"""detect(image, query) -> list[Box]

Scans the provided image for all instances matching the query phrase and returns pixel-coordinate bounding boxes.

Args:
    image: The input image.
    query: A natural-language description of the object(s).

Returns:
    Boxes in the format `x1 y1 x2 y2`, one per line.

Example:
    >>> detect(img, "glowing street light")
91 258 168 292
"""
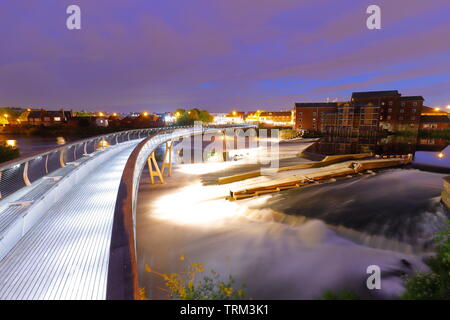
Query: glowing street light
438 152 445 159
143 112 148 117
6 140 16 147
112 112 118 117
98 112 104 117
434 107 440 112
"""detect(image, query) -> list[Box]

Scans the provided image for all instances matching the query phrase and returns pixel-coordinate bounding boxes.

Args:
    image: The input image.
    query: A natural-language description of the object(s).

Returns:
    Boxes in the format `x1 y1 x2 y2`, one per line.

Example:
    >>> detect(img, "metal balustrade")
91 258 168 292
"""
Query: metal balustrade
0 127 187 201
0 124 251 299
106 124 252 299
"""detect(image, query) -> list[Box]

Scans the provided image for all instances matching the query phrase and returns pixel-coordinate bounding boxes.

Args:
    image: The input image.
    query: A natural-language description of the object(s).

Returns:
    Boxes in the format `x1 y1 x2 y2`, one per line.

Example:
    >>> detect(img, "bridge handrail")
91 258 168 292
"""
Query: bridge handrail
106 125 251 299
0 126 189 201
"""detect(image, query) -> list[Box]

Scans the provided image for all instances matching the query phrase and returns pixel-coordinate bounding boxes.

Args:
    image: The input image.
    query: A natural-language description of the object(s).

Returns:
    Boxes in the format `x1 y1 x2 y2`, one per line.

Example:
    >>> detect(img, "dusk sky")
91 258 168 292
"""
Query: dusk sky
1 0 450 113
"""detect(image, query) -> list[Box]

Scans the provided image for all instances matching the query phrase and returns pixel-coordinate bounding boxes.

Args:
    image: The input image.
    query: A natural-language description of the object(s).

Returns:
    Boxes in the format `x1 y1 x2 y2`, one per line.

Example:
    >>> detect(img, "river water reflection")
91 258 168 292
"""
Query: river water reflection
0 135 68 157
305 134 450 172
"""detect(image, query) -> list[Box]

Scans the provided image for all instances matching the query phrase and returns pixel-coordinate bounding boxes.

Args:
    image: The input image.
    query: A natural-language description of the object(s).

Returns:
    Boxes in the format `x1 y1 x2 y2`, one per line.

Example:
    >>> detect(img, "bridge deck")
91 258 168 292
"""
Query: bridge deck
0 142 138 300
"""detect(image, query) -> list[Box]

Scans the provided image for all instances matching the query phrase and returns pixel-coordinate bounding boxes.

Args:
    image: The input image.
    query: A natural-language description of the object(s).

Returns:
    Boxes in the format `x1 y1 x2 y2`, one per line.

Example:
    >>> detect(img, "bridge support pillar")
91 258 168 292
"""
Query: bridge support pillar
147 152 164 184
161 140 174 177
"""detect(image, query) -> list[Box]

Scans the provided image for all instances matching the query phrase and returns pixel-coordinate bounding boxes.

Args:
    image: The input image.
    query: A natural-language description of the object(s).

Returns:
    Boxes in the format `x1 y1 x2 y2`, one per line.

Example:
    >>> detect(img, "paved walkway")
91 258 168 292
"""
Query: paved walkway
0 142 138 300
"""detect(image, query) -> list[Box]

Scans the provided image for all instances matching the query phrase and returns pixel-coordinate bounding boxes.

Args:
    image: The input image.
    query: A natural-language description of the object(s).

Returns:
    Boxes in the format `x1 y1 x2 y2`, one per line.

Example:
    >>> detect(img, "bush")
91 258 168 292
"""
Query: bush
0 143 20 163
279 129 302 140
402 221 450 300
319 290 361 300
142 256 246 300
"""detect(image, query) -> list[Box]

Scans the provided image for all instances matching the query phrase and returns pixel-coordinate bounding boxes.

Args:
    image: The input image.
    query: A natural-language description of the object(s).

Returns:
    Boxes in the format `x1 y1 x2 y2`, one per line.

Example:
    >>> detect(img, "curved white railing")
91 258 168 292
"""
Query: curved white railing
106 125 252 299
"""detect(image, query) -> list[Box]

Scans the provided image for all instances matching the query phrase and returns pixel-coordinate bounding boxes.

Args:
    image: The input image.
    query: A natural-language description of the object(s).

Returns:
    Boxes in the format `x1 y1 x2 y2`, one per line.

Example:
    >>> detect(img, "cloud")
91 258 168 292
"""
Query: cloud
0 0 449 111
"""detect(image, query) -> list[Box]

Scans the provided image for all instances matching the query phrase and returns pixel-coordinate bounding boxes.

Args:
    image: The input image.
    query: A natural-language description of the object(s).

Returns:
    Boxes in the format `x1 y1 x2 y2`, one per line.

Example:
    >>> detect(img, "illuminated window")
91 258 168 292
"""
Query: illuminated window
54 117 61 121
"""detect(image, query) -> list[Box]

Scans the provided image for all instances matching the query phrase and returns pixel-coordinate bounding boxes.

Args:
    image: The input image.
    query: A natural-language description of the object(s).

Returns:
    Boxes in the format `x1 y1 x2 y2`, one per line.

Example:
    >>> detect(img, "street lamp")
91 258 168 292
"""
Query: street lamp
143 112 148 117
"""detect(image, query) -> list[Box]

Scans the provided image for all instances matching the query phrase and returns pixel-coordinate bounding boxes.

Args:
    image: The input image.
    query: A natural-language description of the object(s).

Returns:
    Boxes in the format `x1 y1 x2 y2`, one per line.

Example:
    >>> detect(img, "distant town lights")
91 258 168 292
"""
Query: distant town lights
434 107 440 111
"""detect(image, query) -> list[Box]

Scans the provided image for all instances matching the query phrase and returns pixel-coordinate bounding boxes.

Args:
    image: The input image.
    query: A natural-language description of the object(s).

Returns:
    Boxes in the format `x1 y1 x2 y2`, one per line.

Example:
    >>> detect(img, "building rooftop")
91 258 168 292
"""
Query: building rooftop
295 102 339 108
259 111 291 116
352 90 401 99
421 115 450 123
400 96 424 101
28 110 71 118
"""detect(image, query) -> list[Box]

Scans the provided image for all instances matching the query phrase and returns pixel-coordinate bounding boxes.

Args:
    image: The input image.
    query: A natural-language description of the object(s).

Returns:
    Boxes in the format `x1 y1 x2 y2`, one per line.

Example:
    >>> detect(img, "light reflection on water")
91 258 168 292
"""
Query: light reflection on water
0 135 69 156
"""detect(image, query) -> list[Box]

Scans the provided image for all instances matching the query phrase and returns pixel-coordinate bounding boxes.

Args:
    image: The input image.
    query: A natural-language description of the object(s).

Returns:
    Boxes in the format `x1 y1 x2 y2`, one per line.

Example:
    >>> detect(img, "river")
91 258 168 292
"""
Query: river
0 134 69 157
136 135 450 300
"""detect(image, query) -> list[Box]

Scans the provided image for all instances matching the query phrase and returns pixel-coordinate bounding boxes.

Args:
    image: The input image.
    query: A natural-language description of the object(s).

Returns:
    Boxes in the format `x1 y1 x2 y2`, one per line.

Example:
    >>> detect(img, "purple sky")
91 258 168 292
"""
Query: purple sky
1 0 450 113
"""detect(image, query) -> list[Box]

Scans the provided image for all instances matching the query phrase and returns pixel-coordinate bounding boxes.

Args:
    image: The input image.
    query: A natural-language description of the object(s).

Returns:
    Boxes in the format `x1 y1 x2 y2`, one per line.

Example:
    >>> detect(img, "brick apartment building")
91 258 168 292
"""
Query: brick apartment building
294 90 424 134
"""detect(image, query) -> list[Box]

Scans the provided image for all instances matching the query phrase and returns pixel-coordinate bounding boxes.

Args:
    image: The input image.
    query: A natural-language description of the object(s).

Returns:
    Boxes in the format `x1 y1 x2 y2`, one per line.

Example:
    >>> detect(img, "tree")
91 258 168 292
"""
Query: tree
174 108 213 126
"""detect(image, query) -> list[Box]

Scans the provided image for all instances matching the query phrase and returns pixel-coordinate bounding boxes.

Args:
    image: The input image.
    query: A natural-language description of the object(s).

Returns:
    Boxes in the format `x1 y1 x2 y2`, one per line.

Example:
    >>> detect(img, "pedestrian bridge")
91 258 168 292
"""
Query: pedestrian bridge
0 125 240 300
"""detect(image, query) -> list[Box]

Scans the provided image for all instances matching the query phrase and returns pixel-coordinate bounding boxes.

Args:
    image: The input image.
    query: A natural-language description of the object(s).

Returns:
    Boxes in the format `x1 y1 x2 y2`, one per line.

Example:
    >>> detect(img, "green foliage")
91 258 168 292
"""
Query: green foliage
319 290 361 300
0 143 20 163
174 108 213 126
75 111 93 117
143 256 246 300
279 129 302 140
180 272 246 300
402 221 450 300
